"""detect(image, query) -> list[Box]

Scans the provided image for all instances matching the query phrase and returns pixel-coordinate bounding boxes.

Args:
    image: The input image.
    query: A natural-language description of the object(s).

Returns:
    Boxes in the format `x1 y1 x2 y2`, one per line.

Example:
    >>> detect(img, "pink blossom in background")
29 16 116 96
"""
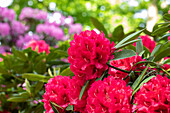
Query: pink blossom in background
42 76 71 113
133 35 156 52
109 55 145 83
19 7 47 21
168 8 170 14
68 23 83 34
16 34 42 48
0 7 16 21
133 75 170 113
25 40 50 54
86 76 133 113
36 24 64 40
11 21 28 35
0 23 10 37
68 30 115 81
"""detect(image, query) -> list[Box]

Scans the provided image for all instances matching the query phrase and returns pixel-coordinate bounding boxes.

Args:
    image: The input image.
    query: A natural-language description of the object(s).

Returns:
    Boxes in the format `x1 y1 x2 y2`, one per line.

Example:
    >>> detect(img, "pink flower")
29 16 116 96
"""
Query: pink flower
42 76 71 113
86 76 133 113
133 75 170 113
0 23 10 37
68 30 115 81
11 21 28 35
68 23 83 34
133 35 156 52
68 76 88 113
25 40 50 54
109 55 145 83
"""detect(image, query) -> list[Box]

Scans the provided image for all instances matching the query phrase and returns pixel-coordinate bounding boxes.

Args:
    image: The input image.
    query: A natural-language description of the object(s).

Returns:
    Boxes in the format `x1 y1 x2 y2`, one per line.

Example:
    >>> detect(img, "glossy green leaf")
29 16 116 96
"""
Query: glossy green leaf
7 97 28 102
154 47 170 61
112 25 124 41
150 44 162 57
115 29 144 48
65 104 74 111
163 13 170 21
22 73 50 82
136 37 143 55
152 25 170 36
131 66 149 90
115 39 141 50
49 100 60 113
79 80 90 100
90 17 108 37
25 79 31 94
60 67 74 77
113 49 136 60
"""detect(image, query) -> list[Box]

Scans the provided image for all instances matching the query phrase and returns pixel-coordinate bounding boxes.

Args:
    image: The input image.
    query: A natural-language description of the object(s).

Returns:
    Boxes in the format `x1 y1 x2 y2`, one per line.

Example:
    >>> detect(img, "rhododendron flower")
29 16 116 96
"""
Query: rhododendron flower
11 21 28 35
133 35 156 52
68 30 115 81
68 23 83 34
133 75 170 113
68 76 88 113
42 76 71 113
86 76 133 113
0 23 10 37
0 7 16 21
109 55 145 83
25 40 50 54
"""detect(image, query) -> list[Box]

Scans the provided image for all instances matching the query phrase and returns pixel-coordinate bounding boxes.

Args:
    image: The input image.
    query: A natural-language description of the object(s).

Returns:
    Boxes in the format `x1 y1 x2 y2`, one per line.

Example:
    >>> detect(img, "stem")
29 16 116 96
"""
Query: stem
107 63 130 73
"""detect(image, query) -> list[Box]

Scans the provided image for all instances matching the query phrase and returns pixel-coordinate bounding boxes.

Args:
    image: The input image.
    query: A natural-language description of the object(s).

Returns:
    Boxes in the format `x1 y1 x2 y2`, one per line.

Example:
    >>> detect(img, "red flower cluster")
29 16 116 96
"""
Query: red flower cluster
42 76 70 113
109 55 145 83
133 35 156 52
86 76 133 113
68 30 115 81
42 76 89 113
25 40 50 54
133 75 170 113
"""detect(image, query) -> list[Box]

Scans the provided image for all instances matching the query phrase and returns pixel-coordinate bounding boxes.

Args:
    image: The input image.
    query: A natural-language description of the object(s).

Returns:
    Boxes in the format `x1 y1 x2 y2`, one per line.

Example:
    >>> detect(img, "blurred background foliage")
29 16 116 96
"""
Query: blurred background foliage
5 0 170 33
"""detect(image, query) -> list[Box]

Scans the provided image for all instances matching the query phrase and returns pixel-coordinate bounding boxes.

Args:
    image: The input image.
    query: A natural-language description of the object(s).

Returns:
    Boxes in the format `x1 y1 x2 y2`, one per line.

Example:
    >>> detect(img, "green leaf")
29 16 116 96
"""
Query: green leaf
90 17 108 37
12 48 27 61
131 66 149 90
54 50 68 57
65 104 74 111
3 58 12 70
136 37 143 55
7 97 28 102
158 33 170 41
60 67 74 77
49 100 60 113
25 79 31 94
152 25 170 36
150 44 162 57
22 73 50 82
79 80 90 100
34 81 44 95
19 92 30 98
132 75 155 96
112 25 124 41
34 61 47 74
154 47 170 61
113 49 136 60
115 39 141 50
115 29 144 48
163 13 170 21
